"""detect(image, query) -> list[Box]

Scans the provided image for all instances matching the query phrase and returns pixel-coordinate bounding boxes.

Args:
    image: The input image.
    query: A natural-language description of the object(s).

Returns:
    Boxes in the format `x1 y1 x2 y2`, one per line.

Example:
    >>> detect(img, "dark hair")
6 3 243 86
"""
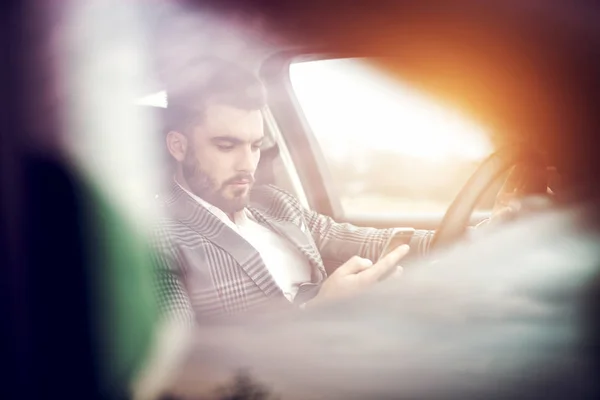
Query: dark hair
164 57 267 134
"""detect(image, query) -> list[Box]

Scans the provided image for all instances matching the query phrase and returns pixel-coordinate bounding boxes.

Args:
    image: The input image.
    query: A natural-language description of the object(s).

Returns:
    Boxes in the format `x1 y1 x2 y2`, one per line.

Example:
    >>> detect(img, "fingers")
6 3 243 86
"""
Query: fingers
360 244 410 283
339 255 374 274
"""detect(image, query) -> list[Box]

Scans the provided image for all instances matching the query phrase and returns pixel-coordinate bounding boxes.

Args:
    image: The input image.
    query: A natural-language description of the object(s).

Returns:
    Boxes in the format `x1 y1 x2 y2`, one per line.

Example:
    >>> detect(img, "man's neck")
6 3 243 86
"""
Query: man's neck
174 170 193 194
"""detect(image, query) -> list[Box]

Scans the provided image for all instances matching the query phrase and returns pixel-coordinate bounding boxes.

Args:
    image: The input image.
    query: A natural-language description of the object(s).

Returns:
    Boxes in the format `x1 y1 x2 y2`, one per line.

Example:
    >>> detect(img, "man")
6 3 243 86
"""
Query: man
151 58 435 325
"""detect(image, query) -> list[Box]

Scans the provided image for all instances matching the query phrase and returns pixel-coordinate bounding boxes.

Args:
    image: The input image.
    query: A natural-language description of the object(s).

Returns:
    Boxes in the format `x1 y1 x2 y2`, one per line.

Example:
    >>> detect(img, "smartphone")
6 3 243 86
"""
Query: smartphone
378 228 415 262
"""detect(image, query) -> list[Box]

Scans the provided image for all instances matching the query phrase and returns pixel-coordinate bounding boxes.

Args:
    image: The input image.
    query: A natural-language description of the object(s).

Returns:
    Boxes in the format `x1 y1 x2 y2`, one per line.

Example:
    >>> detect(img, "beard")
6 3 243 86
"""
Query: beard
182 149 253 214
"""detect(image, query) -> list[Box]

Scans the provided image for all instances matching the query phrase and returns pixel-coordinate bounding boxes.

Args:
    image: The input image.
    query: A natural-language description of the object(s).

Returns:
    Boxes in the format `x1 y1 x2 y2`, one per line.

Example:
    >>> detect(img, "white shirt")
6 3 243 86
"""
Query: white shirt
177 182 312 302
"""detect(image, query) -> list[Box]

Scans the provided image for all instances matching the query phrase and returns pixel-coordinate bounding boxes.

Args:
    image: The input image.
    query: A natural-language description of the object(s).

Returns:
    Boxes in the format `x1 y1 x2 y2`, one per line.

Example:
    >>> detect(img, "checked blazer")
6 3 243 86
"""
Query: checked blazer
150 182 434 324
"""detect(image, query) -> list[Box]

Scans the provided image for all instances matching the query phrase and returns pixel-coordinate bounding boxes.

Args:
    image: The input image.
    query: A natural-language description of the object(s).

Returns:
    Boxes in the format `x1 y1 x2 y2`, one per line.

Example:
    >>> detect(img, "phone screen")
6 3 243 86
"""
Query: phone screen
378 228 415 262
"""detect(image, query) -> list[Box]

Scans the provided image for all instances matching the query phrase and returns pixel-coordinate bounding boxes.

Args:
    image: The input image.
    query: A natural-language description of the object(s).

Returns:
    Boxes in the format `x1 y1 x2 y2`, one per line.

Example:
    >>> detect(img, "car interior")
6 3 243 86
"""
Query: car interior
138 53 556 245
3 1 600 399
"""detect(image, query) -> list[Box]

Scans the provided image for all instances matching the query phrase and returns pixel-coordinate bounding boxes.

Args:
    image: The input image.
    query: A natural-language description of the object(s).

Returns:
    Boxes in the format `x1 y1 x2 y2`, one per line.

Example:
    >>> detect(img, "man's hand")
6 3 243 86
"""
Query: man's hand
307 244 410 307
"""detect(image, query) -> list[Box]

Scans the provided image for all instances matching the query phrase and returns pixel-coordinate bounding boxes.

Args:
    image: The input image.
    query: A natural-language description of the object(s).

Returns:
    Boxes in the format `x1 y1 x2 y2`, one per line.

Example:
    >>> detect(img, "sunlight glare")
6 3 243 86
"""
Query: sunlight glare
289 59 492 163
136 91 168 108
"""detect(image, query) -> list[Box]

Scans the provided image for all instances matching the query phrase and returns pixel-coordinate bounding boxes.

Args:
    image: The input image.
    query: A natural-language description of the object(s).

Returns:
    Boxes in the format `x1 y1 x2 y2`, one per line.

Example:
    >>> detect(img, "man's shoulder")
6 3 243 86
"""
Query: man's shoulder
150 212 210 248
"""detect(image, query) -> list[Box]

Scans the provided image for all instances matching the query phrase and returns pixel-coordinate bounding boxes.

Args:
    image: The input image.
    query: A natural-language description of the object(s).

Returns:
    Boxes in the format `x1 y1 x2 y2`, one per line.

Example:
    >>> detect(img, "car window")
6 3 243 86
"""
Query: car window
289 58 495 218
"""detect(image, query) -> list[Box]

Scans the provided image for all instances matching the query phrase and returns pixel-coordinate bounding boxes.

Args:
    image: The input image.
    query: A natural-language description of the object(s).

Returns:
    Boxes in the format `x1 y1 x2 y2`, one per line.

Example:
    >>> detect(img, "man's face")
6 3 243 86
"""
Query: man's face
181 104 264 213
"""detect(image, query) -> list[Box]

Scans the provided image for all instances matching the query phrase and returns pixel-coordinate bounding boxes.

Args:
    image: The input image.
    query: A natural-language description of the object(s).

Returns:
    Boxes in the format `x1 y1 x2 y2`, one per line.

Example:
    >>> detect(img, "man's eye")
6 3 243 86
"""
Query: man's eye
216 144 234 151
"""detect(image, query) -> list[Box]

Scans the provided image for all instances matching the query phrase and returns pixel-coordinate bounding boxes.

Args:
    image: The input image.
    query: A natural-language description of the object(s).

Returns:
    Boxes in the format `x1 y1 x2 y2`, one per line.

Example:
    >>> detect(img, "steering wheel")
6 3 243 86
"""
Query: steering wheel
430 146 548 251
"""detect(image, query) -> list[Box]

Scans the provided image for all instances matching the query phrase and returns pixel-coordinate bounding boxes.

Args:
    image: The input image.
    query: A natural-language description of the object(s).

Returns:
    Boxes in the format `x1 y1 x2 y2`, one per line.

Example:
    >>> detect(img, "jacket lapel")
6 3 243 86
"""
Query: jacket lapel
247 207 326 283
161 183 282 297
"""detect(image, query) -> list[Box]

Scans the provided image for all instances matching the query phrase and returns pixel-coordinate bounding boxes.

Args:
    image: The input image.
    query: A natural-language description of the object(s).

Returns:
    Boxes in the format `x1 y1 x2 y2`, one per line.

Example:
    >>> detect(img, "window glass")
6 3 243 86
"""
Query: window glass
289 58 495 216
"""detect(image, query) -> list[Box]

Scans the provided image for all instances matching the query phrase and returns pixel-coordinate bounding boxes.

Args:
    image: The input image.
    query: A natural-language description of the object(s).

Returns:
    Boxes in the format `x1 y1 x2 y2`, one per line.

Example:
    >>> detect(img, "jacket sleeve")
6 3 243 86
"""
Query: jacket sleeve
150 225 195 327
301 207 434 271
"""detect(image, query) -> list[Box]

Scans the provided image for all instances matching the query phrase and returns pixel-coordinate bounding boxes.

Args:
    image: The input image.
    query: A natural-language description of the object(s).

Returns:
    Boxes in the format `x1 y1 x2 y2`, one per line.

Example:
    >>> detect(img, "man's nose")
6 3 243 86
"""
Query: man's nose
235 147 258 173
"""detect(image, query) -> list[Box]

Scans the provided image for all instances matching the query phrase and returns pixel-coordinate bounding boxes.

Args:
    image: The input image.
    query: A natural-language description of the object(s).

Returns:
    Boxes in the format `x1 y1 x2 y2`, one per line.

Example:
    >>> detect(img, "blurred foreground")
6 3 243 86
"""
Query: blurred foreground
138 205 600 400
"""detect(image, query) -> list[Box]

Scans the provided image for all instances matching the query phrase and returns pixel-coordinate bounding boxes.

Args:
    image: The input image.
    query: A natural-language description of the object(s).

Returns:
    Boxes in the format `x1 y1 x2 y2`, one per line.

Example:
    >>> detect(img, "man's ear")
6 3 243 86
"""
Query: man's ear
166 130 187 162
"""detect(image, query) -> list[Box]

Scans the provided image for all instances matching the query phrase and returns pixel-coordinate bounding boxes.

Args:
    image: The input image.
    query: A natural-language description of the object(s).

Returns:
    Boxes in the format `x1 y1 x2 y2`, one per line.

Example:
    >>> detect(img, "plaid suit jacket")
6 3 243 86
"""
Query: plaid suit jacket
151 183 433 324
